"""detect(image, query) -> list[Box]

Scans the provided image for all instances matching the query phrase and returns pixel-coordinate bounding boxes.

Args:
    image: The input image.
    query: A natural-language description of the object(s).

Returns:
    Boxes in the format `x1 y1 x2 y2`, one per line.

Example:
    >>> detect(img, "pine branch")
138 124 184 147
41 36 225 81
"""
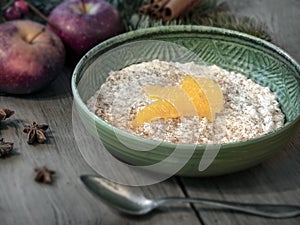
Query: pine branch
107 0 145 31
191 12 272 41
0 0 272 41
0 0 63 23
120 0 271 41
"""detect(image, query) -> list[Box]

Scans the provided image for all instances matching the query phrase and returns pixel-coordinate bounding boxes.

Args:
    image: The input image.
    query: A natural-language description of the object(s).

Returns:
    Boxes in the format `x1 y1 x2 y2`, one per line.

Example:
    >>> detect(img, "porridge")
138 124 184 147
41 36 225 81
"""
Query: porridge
87 60 285 144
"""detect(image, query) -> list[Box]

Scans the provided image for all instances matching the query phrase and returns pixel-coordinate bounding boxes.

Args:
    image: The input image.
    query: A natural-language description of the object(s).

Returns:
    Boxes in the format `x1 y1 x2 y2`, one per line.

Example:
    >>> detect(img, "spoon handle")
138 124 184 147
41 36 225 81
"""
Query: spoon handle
158 197 300 218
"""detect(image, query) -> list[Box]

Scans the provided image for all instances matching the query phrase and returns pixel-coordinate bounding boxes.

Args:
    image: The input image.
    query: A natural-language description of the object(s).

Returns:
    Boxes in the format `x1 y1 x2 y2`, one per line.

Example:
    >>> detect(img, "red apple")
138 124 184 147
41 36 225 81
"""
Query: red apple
47 0 124 61
0 20 65 94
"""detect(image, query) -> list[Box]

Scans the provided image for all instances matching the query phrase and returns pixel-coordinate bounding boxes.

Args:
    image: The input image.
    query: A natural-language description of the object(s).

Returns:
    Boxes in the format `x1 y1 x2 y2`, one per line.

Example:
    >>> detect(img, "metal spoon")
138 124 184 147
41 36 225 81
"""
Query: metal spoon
80 175 300 218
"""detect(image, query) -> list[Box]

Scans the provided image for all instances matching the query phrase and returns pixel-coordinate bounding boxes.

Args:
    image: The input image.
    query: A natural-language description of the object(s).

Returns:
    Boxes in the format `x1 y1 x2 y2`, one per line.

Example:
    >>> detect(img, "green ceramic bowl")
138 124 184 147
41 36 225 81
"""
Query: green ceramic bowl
72 26 300 177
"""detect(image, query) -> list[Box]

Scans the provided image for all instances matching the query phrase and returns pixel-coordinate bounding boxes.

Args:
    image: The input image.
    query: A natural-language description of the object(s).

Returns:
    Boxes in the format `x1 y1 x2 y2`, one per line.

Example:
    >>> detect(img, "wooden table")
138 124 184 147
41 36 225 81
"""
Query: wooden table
1 0 300 224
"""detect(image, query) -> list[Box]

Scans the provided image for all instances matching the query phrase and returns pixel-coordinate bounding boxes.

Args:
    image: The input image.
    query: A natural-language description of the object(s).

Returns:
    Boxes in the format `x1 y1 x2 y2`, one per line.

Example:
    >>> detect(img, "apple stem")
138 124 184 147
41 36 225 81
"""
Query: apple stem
27 27 45 44
26 1 61 33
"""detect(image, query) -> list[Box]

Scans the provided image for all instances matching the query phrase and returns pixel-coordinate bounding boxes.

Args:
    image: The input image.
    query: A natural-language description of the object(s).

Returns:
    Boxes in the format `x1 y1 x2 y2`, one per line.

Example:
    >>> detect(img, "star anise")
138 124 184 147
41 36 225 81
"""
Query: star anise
0 108 14 122
0 138 14 158
34 166 55 184
23 122 49 144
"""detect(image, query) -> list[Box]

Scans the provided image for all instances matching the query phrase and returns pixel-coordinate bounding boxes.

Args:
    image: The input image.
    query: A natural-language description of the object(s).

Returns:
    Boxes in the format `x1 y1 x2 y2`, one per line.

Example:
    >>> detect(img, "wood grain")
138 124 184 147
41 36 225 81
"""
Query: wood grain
181 0 300 224
0 0 299 224
0 68 201 225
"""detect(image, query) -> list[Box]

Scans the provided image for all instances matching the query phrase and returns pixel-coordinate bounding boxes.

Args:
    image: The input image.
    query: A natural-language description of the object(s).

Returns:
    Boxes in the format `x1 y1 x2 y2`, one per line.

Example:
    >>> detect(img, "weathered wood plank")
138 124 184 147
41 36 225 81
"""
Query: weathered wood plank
0 70 200 225
1 0 300 224
182 0 300 224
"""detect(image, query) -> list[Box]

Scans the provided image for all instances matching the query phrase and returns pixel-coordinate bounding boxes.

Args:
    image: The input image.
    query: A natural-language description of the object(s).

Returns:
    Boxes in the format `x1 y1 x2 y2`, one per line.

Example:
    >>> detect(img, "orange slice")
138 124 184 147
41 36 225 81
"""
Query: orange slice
144 86 197 117
132 75 224 126
195 77 224 115
132 99 179 127
180 76 213 121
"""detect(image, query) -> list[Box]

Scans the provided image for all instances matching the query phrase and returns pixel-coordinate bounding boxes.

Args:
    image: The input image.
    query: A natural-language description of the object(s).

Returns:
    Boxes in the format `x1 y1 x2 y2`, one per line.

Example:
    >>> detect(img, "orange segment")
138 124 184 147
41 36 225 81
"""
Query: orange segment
132 75 224 126
132 99 180 127
180 75 213 121
144 86 197 117
195 77 224 115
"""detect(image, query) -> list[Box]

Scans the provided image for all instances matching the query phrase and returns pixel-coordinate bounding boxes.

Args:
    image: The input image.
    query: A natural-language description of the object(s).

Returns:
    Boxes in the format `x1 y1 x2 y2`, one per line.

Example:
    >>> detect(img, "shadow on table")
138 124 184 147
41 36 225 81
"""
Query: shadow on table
180 137 300 194
0 67 73 101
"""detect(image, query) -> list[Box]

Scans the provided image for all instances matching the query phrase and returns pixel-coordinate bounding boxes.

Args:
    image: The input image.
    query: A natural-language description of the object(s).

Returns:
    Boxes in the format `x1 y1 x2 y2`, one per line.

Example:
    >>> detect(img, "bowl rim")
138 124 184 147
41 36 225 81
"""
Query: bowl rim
71 25 300 149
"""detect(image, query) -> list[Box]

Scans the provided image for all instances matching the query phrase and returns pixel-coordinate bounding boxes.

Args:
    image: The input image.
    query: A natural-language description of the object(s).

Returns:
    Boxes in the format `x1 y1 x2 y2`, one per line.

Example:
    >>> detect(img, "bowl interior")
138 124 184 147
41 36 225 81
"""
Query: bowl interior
72 26 300 177
75 26 300 123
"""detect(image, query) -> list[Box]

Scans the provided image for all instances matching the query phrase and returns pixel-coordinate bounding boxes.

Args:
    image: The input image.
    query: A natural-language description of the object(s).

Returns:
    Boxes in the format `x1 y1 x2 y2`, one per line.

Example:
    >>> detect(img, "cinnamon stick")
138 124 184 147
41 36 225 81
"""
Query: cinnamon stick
140 0 156 15
139 5 152 14
163 0 202 22
140 0 170 16
139 0 202 22
153 0 170 10
146 0 155 5
151 0 169 19
151 10 163 20
180 0 203 17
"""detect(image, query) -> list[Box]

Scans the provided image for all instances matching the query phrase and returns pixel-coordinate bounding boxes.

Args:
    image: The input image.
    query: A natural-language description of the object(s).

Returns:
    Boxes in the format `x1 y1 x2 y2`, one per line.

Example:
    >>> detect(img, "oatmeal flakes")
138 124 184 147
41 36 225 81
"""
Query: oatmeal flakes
87 60 285 144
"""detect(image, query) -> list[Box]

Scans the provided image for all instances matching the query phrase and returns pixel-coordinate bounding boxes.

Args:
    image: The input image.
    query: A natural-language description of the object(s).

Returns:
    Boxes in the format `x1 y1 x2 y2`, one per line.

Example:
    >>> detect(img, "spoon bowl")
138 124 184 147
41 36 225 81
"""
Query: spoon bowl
80 175 155 215
81 175 300 218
